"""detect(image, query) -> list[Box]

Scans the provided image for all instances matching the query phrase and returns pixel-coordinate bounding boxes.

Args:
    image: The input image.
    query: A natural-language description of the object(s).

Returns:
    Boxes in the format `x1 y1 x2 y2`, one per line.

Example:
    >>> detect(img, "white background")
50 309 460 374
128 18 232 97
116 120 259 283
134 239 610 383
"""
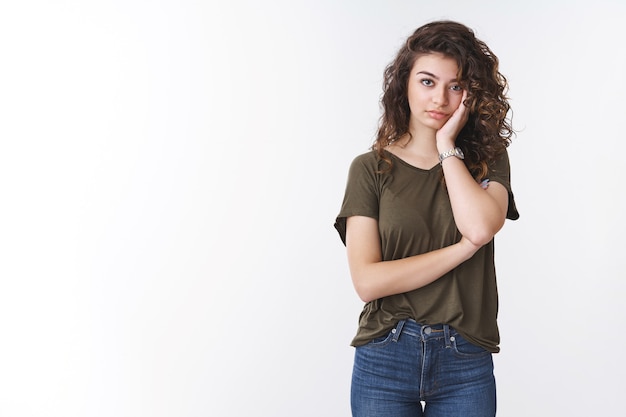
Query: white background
1 0 625 416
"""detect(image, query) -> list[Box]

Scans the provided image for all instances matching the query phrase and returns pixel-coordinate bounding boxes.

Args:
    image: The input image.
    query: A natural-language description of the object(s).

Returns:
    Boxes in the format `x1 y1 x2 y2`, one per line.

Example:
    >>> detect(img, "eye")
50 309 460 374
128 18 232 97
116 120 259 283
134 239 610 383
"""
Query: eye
420 79 434 87
450 84 463 92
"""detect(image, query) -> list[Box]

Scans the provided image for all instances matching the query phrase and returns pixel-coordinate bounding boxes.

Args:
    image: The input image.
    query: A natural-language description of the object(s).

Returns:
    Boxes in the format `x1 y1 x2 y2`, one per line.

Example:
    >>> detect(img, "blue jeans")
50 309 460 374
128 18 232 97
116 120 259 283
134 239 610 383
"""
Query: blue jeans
351 320 496 417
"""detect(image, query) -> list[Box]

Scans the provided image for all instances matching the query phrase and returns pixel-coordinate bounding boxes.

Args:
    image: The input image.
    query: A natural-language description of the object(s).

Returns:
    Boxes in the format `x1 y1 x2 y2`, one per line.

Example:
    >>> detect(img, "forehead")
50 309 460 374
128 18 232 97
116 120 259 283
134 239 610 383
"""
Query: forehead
411 53 459 76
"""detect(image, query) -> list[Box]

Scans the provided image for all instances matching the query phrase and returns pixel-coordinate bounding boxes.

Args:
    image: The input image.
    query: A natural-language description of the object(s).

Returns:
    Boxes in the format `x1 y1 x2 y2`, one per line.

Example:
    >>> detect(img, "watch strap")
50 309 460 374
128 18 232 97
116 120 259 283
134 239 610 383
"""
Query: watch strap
439 147 464 163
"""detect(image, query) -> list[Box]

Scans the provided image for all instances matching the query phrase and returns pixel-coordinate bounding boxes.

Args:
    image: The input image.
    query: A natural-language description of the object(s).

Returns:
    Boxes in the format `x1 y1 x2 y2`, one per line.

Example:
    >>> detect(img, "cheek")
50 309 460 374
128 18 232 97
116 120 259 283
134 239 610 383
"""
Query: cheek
406 94 421 114
451 95 464 110
408 90 428 108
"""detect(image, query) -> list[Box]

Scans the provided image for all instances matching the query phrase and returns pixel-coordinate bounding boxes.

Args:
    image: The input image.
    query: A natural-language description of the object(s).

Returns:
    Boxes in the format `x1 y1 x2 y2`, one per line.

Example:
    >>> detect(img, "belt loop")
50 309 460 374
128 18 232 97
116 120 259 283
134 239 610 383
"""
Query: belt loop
443 324 452 348
392 320 406 342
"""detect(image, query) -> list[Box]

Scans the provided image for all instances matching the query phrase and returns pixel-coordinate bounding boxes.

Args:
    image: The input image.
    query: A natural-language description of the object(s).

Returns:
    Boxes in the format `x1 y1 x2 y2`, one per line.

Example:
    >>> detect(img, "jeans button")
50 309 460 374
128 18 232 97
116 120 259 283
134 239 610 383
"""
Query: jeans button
424 327 432 335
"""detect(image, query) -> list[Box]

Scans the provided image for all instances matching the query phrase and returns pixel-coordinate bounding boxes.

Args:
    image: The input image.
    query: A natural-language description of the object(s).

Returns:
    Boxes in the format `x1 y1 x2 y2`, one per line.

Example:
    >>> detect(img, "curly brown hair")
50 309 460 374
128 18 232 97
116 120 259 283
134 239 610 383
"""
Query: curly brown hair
374 20 513 180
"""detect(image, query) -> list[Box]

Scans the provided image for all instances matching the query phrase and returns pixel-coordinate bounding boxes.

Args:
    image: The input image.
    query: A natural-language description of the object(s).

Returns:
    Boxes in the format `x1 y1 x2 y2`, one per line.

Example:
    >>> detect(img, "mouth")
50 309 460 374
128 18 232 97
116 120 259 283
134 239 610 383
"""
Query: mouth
427 110 448 120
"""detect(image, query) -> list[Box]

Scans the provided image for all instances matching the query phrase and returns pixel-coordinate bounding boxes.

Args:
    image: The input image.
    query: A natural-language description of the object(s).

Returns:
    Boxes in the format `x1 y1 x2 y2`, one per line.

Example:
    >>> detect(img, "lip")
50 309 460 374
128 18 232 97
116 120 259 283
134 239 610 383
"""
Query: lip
427 110 448 120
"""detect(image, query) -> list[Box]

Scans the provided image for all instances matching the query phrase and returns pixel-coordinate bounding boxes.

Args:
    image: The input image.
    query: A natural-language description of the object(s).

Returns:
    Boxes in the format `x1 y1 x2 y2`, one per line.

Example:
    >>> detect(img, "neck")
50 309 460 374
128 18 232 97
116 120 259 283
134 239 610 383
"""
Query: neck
386 130 440 170
403 125 438 155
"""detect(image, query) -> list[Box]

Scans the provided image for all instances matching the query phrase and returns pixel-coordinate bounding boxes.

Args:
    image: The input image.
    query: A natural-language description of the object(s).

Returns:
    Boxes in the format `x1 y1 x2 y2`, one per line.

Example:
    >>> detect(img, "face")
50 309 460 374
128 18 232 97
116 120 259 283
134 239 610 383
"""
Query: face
406 53 464 133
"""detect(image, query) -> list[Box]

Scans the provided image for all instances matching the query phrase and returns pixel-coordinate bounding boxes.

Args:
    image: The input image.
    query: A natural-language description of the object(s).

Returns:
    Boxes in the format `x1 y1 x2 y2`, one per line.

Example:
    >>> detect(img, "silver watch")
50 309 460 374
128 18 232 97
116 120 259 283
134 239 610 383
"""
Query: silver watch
439 147 465 163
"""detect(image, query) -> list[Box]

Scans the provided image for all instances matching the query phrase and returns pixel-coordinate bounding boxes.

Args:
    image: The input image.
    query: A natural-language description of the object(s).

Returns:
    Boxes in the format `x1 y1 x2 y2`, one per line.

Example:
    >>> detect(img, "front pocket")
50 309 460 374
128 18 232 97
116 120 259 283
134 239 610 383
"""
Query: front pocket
363 329 395 348
450 333 491 358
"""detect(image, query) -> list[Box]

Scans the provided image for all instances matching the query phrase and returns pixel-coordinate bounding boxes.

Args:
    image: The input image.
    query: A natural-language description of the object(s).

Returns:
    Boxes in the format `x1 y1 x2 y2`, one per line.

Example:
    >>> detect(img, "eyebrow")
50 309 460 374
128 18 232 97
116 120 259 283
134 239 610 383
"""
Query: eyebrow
416 71 458 83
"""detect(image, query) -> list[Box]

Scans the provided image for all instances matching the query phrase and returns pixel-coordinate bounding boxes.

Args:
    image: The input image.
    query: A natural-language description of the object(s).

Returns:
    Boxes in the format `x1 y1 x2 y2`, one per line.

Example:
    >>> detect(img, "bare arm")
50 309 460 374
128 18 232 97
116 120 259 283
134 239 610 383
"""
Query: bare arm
436 91 509 246
439 159 508 245
346 215 480 302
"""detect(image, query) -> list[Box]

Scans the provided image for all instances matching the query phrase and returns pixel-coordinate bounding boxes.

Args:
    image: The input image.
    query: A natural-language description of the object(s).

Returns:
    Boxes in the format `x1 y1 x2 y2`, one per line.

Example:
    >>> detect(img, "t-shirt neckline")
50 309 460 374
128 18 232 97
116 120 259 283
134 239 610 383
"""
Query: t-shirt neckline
383 149 442 173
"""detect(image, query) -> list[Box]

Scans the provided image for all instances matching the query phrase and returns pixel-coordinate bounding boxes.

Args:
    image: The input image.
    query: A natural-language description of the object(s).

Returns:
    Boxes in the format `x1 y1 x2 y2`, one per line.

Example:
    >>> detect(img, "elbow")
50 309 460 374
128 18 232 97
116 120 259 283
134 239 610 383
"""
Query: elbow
357 292 376 304
464 231 494 248
463 224 500 247
352 276 378 303
462 216 505 247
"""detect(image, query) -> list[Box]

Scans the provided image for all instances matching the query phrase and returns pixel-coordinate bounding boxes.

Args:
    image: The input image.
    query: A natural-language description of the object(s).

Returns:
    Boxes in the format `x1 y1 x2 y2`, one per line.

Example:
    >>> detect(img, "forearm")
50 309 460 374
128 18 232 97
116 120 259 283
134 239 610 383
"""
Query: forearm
437 143 506 246
349 237 478 303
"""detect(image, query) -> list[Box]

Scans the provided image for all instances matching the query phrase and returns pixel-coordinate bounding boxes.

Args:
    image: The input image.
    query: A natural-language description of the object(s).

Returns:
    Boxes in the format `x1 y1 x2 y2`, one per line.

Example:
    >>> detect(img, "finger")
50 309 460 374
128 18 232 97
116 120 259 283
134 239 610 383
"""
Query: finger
454 94 469 122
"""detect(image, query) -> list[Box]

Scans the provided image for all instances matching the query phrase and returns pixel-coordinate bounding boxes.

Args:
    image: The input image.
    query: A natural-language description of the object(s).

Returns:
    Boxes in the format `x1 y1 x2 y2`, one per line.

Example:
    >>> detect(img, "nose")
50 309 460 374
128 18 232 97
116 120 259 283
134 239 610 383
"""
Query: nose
432 86 448 107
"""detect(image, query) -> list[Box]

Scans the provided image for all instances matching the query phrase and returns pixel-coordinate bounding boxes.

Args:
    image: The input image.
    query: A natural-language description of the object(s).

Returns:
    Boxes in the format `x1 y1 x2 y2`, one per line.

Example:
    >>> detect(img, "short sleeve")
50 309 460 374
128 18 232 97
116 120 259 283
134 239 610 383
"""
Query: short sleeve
486 149 520 220
334 152 381 245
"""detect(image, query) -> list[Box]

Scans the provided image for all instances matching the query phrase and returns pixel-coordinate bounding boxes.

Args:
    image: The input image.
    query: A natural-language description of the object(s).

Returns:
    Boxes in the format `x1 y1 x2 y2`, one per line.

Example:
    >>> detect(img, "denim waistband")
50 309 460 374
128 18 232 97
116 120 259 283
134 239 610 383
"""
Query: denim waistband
391 319 455 347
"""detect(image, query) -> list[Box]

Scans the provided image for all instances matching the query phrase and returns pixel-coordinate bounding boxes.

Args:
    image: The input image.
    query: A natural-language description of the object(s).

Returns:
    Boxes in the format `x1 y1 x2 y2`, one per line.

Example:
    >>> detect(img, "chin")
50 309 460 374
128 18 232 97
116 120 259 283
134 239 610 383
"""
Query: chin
415 116 448 132
425 120 446 130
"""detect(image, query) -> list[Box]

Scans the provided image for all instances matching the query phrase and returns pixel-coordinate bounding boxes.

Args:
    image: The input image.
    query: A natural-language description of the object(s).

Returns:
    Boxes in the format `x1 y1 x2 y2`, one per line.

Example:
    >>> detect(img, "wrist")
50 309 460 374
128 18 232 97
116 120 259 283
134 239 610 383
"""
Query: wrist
438 147 465 163
436 138 455 152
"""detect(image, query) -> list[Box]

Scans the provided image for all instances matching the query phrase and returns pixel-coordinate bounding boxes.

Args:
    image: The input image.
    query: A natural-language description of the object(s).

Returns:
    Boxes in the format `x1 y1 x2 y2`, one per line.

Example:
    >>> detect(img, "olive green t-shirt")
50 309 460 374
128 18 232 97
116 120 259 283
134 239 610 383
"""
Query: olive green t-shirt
335 149 519 352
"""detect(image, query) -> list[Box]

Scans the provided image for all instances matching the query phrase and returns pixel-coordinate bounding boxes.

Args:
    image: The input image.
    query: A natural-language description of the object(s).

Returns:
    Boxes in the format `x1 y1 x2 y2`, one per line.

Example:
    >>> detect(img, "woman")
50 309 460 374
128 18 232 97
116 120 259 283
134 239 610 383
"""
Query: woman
334 21 519 416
